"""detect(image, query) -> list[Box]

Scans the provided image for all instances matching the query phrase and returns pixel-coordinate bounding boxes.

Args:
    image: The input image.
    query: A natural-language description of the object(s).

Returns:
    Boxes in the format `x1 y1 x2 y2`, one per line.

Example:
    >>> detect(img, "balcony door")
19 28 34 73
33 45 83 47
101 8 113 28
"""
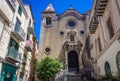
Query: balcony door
9 38 19 50
8 38 19 58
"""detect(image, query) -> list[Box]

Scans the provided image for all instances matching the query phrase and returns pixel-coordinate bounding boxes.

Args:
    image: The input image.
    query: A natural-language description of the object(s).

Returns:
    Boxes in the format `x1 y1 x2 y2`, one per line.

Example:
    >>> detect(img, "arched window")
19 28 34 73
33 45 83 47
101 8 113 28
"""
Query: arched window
105 61 111 75
116 52 120 73
46 17 51 26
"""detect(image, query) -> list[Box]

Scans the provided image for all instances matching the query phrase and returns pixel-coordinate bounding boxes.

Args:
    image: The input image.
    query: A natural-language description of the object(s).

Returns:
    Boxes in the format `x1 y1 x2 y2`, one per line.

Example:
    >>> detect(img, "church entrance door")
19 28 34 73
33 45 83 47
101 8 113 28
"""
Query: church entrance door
68 51 79 71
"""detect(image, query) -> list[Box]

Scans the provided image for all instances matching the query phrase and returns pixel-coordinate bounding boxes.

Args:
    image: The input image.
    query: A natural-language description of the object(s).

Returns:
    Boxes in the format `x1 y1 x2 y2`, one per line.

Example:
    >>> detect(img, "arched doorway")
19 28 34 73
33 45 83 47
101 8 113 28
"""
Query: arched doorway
116 52 120 73
68 51 79 71
105 61 112 75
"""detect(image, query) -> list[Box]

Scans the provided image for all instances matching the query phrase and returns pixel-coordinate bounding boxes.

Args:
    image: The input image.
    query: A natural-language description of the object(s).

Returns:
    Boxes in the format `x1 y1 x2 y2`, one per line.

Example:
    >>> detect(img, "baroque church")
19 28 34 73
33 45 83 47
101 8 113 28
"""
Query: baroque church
39 4 93 81
39 0 120 81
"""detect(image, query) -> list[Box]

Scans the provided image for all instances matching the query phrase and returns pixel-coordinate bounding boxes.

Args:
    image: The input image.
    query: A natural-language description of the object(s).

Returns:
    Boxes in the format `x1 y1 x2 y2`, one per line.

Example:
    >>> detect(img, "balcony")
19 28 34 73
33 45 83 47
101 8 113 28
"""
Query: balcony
95 0 108 16
11 26 25 41
6 47 21 63
28 27 34 34
0 0 14 23
25 40 33 52
89 17 99 34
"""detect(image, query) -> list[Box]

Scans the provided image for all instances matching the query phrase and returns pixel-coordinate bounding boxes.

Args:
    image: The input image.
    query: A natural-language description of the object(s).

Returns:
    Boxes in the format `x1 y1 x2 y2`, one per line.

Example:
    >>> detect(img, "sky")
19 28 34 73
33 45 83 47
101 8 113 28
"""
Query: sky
23 0 93 44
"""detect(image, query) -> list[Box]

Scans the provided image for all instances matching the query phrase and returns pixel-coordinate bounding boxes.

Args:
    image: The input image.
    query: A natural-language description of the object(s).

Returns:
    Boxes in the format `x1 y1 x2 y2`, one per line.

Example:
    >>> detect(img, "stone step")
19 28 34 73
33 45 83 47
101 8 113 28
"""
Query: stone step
68 74 82 81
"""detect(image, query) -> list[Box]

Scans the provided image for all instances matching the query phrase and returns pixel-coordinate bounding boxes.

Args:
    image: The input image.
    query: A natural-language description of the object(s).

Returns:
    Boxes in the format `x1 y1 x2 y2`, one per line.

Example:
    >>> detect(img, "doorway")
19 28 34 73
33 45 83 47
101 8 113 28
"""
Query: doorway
68 51 79 71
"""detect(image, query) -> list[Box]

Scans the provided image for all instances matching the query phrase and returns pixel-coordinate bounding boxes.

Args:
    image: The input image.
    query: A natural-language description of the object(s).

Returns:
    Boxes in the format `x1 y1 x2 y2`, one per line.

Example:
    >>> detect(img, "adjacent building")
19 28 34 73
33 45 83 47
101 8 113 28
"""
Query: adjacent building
0 0 38 81
88 0 120 77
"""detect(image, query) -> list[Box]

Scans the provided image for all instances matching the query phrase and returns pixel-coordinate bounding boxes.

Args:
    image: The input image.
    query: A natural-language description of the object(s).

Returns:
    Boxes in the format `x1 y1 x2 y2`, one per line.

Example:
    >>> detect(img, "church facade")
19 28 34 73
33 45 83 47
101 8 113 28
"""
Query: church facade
39 0 120 80
39 3 93 80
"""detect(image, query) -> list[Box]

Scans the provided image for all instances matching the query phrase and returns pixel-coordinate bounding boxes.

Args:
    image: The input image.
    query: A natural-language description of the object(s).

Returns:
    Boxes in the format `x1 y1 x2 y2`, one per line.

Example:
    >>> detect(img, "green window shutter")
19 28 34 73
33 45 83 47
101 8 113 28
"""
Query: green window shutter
8 38 12 47
18 6 22 16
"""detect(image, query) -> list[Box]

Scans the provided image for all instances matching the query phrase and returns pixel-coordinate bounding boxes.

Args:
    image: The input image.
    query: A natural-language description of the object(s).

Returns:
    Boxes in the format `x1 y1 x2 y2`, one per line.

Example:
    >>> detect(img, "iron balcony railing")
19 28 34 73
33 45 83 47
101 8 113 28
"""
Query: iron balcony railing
6 47 21 62
89 17 99 34
95 0 108 16
25 40 33 52
11 25 25 41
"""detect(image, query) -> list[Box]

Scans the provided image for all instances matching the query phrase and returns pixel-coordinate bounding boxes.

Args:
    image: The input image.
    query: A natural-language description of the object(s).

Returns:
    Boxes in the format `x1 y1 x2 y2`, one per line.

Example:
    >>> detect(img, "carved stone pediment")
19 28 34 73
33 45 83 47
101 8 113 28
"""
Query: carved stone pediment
59 40 82 63
64 41 83 51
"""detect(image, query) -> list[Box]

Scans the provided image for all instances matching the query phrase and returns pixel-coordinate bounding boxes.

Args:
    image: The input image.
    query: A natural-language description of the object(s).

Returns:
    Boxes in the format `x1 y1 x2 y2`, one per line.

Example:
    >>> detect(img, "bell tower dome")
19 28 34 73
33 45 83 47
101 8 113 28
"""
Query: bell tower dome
42 3 57 27
45 3 55 12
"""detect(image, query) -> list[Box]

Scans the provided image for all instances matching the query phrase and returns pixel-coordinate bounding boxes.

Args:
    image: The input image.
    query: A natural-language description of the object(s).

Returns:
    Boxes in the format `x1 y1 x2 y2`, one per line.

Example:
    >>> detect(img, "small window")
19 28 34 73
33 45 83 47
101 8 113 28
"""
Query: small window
46 17 51 26
45 47 51 53
60 31 64 35
80 30 84 35
18 6 22 16
70 34 75 41
105 61 112 75
107 18 114 39
98 38 102 52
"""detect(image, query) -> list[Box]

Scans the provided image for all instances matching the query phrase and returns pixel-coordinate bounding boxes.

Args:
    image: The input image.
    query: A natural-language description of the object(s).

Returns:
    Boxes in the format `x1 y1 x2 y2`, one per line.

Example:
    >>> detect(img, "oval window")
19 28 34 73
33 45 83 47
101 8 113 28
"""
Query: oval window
68 21 76 27
45 47 51 53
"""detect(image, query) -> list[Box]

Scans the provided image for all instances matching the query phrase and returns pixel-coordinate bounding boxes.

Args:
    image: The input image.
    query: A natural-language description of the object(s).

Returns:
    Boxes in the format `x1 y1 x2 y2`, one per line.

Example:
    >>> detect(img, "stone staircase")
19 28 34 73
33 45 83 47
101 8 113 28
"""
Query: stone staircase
68 72 82 81
55 70 83 81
